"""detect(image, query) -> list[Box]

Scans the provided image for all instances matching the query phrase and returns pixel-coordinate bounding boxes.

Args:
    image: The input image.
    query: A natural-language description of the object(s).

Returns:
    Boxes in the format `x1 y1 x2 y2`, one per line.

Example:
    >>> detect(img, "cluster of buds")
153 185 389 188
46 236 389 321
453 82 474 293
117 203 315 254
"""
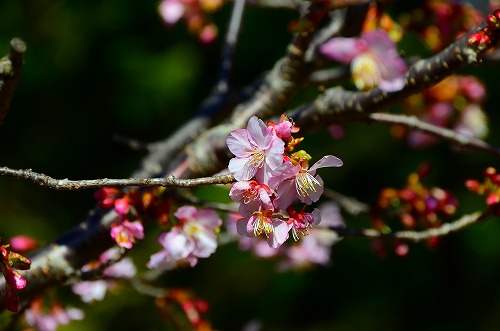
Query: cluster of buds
399 74 488 148
468 9 500 51
94 187 172 249
401 0 483 52
0 238 32 312
372 164 458 255
158 0 222 44
226 114 343 248
156 289 211 330
466 167 500 215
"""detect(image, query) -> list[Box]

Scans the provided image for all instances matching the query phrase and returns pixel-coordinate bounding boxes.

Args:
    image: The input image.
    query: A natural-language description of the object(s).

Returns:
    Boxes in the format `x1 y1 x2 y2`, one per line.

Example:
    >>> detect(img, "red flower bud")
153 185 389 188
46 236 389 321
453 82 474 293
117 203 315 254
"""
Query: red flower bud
4 286 20 312
465 179 481 192
9 235 39 253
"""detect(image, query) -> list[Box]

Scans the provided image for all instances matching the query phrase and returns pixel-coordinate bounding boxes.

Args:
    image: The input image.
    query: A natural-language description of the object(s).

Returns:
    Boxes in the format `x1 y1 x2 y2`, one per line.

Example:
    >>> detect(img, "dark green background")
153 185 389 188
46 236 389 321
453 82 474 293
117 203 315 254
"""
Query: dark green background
1 1 500 330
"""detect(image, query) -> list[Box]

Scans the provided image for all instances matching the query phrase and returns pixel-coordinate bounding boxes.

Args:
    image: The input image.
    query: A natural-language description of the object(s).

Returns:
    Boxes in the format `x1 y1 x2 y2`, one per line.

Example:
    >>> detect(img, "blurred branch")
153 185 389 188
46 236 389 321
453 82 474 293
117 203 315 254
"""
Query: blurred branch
323 188 370 215
356 112 500 157
0 166 235 190
133 0 247 178
332 211 489 243
0 38 26 125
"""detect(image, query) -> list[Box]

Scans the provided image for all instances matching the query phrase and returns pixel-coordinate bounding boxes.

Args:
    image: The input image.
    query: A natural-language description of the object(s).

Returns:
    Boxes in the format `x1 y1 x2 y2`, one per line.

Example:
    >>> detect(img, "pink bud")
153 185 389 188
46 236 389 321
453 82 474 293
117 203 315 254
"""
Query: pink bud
4 267 27 289
9 235 39 253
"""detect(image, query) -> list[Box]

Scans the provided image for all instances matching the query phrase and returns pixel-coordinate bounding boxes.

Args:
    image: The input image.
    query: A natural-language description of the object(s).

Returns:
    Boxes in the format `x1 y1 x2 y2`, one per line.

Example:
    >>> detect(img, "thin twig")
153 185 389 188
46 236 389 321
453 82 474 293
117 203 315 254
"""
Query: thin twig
360 112 500 157
332 211 488 243
0 166 235 190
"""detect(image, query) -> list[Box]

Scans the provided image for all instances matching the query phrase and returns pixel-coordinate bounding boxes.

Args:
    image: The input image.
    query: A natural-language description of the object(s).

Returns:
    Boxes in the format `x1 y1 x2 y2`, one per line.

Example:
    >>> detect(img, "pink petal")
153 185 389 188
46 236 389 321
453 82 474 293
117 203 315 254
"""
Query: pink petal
227 129 252 157
246 116 272 148
309 155 343 172
320 37 367 64
236 217 252 237
174 205 197 220
195 208 222 229
268 220 290 248
192 230 217 257
274 179 298 211
229 157 256 181
159 230 194 259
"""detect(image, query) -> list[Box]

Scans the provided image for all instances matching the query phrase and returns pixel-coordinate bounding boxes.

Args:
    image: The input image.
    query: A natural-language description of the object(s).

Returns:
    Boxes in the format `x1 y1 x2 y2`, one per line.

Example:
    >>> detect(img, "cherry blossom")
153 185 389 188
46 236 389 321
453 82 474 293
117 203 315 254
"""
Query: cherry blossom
271 155 343 210
320 29 407 92
227 116 284 183
110 220 144 249
147 206 222 270
236 209 290 248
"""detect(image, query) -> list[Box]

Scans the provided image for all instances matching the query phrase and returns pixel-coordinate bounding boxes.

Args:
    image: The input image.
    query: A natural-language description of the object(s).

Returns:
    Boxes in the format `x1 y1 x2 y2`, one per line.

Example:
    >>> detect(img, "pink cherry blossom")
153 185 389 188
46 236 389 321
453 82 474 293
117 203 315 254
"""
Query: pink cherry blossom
227 116 284 183
278 202 345 270
320 29 407 92
72 280 109 303
286 207 321 241
229 180 273 215
225 212 280 258
271 155 343 211
110 220 144 249
147 206 222 270
236 210 290 248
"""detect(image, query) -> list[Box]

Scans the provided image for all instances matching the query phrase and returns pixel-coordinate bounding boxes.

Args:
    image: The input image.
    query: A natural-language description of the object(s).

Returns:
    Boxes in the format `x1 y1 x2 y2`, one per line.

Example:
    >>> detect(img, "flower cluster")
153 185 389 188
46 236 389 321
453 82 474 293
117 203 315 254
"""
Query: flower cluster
466 167 500 215
95 187 173 250
158 0 222 44
0 238 31 312
469 9 500 51
374 164 458 231
24 297 83 331
372 164 458 255
225 201 345 270
226 115 343 248
398 75 488 148
320 29 407 92
148 205 222 270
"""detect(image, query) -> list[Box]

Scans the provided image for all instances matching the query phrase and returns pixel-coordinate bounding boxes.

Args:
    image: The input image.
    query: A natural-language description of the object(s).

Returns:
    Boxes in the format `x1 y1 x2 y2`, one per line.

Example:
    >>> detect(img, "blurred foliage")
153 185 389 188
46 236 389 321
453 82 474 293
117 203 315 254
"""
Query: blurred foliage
1 1 500 331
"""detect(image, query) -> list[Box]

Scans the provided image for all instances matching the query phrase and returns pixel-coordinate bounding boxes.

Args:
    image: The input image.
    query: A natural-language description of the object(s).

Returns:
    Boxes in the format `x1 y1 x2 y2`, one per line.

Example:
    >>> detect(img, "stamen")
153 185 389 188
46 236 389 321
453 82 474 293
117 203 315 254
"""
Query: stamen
243 147 266 179
253 214 274 237
295 171 322 197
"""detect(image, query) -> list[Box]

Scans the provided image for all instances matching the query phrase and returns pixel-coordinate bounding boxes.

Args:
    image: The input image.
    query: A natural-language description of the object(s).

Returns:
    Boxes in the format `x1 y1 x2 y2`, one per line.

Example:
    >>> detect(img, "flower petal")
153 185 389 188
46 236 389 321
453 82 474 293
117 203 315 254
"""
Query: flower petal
309 155 343 172
320 37 367 64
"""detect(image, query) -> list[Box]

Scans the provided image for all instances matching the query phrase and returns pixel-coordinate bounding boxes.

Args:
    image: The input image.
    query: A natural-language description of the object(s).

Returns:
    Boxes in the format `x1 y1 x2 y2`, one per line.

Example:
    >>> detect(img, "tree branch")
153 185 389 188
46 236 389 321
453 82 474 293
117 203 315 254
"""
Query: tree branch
295 20 497 129
0 38 26 125
356 112 500 157
332 211 489 243
0 166 235 190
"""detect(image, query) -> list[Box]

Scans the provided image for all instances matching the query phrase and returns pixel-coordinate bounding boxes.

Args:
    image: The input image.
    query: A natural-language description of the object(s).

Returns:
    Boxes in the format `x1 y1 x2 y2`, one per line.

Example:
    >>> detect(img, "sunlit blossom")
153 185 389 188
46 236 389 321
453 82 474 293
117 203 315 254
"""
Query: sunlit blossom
270 155 343 210
227 116 284 183
320 29 407 92
236 210 290 248
147 206 222 270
